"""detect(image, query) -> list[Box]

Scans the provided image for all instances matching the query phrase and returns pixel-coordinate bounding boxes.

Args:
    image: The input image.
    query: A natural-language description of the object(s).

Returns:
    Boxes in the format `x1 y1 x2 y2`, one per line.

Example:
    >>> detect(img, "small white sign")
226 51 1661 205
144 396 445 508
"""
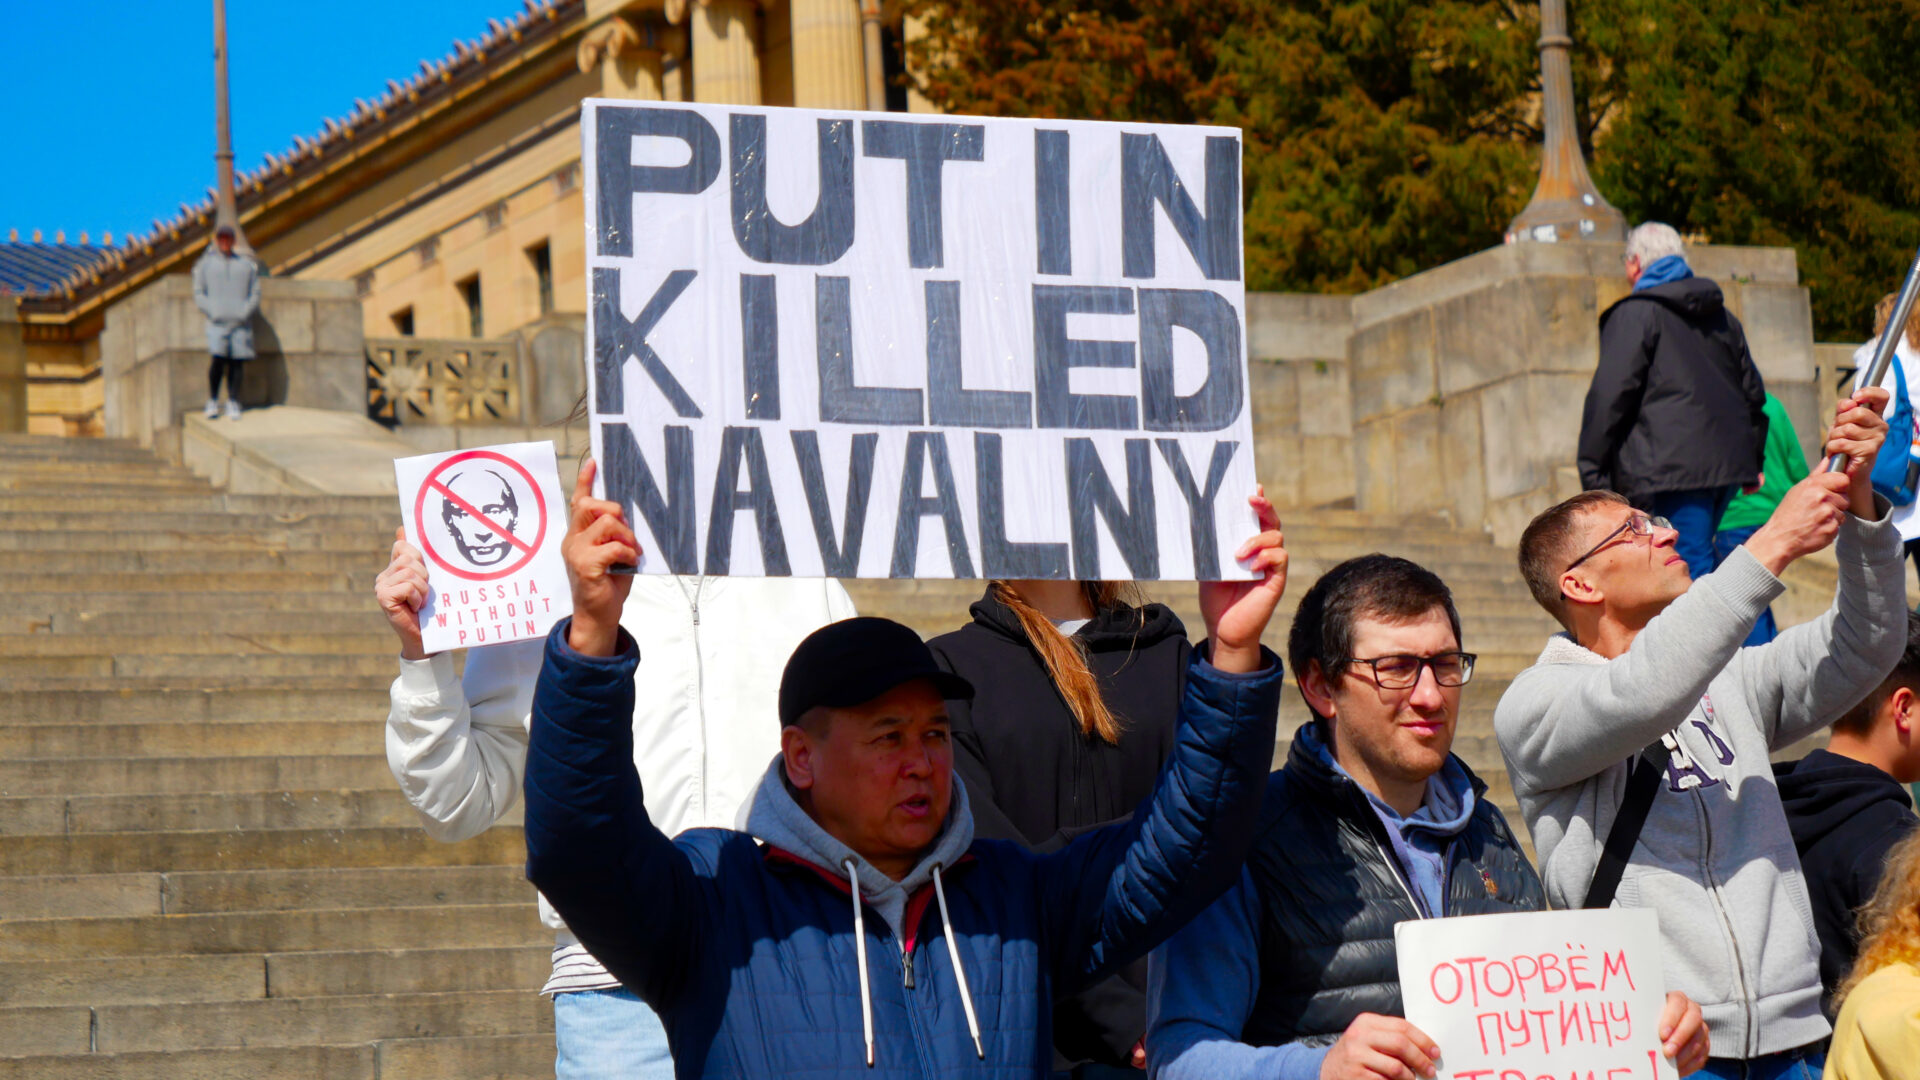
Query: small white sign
1395 909 1675 1080
394 441 572 654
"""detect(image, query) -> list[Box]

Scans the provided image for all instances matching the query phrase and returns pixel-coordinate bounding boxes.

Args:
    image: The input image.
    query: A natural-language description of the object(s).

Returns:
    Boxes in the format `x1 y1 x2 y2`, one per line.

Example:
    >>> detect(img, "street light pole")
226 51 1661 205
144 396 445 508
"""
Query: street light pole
212 0 252 254
1506 0 1624 245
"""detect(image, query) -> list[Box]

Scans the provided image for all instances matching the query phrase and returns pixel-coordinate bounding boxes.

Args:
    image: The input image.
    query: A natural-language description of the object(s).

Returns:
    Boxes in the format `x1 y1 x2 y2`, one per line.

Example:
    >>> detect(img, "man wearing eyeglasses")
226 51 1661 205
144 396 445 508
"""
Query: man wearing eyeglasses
1145 554 1714 1080
1501 388 1903 1079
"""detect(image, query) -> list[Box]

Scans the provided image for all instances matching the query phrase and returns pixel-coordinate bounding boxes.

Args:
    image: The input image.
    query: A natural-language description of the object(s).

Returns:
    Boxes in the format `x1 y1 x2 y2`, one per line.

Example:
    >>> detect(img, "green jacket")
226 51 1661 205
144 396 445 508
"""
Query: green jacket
1720 394 1809 532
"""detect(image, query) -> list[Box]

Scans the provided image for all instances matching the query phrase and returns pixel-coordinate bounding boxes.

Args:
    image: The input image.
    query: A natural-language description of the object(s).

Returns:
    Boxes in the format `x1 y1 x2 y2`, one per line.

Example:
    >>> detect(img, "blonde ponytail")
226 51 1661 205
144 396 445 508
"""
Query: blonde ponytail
991 581 1141 745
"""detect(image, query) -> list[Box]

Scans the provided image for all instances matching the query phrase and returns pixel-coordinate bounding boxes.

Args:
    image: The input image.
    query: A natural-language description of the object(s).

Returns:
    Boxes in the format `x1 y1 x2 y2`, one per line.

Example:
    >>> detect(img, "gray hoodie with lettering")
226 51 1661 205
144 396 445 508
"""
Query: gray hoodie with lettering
1493 507 1905 1059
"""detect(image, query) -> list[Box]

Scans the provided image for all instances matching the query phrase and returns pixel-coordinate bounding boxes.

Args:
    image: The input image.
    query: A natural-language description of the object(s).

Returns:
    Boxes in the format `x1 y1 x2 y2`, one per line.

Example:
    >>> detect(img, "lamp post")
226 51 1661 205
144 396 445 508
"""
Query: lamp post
1506 0 1624 244
212 0 252 254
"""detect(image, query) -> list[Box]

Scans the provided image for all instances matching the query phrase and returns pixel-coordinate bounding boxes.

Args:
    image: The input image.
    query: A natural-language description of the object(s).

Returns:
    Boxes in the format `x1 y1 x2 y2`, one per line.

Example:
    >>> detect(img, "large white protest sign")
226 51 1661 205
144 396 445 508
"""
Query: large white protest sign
394 442 571 654
1396 909 1676 1080
582 99 1257 580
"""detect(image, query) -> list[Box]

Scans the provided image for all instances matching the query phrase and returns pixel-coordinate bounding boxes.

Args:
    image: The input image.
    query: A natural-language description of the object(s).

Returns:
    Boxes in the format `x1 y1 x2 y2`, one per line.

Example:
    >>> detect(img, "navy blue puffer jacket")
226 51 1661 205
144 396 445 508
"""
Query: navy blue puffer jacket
524 620 1282 1078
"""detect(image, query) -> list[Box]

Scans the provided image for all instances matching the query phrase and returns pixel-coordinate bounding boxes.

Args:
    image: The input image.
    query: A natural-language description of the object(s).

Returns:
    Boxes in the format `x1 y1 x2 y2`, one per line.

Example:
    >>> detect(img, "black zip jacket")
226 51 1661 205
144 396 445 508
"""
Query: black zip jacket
928 589 1192 1069
1580 276 1768 500
1772 749 1918 1012
1240 724 1545 1045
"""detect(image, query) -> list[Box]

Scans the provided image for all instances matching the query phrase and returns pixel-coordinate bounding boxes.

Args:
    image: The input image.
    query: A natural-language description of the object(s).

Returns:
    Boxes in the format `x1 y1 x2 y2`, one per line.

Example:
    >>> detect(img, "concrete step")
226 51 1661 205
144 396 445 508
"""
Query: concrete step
0 825 524 876
0 720 379 760
0 549 386 574
0 493 396 516
0 1036 553 1080
0 945 547 1007
0 653 401 680
0 529 393 553
0 590 379 618
0 674 392 696
0 903 544 961
0 632 394 657
0 610 386 638
86 988 552 1055
0 510 397 534
0 1044 378 1080
0 687 391 724
164 865 536 914
0 755 392 797
0 788 463 836
0 570 359 594
0 866 534 918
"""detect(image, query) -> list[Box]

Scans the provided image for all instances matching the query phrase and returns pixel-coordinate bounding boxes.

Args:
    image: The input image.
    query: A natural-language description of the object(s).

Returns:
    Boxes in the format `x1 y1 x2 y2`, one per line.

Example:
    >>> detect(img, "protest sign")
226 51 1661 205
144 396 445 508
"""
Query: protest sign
394 441 571 654
1395 908 1675 1080
582 99 1258 580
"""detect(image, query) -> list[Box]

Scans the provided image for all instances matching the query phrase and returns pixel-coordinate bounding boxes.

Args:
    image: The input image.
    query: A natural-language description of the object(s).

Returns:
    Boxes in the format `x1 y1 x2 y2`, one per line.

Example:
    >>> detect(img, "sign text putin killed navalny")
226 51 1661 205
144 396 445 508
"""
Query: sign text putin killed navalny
583 100 1258 580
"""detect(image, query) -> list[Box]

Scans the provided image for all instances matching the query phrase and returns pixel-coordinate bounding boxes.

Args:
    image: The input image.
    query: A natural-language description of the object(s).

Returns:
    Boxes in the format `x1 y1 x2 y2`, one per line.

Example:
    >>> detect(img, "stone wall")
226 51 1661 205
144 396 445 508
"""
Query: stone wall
100 274 363 459
1245 293 1356 509
1343 242 1819 542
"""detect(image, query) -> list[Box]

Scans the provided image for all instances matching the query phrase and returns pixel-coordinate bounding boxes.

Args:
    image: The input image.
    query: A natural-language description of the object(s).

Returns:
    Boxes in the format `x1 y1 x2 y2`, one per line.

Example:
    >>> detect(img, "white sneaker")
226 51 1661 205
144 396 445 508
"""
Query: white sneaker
225 400 242 420
203 399 220 419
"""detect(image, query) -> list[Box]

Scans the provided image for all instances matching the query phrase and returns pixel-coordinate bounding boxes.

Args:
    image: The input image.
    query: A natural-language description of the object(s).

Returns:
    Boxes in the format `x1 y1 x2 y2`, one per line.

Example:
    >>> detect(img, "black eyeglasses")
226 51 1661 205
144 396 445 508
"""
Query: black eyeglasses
1564 512 1672 573
1338 653 1477 689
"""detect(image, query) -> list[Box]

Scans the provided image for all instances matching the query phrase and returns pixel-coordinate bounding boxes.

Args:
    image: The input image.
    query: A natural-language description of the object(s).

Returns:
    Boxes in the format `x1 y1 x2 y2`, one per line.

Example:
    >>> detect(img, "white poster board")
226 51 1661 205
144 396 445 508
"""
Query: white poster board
1395 909 1675 1080
394 441 572 653
582 99 1258 580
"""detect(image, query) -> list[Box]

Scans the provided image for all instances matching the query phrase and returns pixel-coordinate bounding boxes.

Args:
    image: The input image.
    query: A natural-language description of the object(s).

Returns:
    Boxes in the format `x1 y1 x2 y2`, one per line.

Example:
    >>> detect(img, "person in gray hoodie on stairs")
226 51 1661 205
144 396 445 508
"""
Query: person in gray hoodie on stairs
1499 385 1904 1080
190 225 259 420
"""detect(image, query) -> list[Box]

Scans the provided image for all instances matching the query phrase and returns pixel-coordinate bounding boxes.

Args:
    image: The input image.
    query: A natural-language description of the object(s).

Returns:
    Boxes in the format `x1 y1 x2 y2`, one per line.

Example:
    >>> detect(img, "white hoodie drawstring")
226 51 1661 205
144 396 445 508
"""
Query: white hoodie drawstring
844 858 876 1068
932 864 985 1059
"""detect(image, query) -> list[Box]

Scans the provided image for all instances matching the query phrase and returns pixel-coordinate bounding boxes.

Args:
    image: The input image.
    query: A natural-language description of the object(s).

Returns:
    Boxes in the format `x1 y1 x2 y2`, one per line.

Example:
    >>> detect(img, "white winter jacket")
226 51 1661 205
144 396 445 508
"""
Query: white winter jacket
386 575 857 988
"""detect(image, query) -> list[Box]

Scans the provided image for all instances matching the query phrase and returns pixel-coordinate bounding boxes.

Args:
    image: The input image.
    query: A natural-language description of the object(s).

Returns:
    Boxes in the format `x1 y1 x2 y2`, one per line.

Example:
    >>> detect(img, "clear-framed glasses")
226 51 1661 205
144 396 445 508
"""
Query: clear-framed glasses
1564 512 1672 573
1339 652 1477 689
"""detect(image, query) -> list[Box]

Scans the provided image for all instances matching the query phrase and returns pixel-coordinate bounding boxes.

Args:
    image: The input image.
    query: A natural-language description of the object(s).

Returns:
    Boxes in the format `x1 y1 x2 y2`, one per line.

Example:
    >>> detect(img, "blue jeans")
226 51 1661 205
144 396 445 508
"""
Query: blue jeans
1714 525 1778 645
1694 1046 1824 1080
554 987 674 1080
1646 486 1737 583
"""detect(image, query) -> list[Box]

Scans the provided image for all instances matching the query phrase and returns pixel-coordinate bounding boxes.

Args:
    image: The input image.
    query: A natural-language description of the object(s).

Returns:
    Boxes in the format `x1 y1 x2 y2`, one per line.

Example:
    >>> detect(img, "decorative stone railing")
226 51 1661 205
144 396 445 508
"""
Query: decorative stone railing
366 337 521 425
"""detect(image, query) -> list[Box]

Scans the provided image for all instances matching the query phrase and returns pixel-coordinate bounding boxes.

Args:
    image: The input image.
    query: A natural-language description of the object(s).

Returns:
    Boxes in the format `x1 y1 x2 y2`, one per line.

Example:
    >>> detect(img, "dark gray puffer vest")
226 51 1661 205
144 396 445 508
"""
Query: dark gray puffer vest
1239 724 1546 1048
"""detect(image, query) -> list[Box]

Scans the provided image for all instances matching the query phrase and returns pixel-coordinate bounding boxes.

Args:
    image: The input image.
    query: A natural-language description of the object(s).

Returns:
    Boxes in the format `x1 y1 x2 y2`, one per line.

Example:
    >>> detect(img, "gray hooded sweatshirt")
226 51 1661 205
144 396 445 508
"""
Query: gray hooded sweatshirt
191 243 260 359
744 757 976 952
1493 508 1905 1059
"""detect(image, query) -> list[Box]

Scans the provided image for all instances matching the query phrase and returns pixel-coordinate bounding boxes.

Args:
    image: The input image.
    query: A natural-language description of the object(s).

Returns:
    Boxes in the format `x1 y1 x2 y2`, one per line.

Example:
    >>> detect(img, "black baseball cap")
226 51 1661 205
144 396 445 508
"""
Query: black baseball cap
778 617 974 728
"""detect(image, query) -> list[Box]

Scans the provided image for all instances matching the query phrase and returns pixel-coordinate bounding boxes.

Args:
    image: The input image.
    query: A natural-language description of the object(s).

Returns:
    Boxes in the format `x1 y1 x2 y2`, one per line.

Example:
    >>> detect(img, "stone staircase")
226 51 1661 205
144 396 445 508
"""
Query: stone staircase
0 435 552 1078
0 433 1557 1076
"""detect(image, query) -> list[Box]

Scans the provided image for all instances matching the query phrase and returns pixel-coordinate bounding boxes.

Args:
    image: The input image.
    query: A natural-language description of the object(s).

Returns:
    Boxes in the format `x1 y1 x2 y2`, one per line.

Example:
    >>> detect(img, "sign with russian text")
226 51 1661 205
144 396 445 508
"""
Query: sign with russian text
1395 909 1675 1080
582 99 1257 579
395 441 571 653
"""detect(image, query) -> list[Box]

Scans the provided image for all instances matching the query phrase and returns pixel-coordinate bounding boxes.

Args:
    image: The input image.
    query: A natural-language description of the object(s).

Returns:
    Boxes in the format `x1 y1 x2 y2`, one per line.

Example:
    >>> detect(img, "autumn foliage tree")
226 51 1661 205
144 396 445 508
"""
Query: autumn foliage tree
900 0 1920 338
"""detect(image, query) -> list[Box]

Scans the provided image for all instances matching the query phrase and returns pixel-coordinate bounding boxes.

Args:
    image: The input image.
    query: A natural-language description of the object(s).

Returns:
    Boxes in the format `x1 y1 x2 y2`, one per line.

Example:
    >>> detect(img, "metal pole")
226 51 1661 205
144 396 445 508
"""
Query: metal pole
1831 244 1920 472
860 0 887 111
212 0 252 254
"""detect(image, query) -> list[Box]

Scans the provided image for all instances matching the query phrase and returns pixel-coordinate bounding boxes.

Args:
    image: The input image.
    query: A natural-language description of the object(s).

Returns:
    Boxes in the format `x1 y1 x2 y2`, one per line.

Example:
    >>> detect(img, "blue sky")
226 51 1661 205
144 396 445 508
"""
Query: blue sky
4 1 527 244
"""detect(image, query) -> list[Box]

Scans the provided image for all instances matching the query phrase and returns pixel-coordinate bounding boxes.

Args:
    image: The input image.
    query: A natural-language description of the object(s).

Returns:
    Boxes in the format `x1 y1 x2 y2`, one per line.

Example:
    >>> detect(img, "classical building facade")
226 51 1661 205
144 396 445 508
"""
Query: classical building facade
7 0 924 436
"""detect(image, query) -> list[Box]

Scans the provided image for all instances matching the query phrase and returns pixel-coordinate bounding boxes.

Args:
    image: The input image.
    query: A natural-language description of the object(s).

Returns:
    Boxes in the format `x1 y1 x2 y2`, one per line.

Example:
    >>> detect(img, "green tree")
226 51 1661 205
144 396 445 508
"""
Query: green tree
1580 0 1920 340
903 0 1544 292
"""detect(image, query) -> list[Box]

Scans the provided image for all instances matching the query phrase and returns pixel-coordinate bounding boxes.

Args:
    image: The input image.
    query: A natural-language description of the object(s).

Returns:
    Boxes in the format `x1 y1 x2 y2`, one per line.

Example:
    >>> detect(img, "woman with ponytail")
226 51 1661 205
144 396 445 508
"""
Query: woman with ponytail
928 577 1195 1076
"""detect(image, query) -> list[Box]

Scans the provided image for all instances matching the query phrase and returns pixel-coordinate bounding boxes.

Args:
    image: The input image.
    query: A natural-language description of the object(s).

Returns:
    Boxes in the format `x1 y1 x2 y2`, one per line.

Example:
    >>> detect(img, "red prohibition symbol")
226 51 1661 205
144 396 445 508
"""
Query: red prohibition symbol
414 449 550 582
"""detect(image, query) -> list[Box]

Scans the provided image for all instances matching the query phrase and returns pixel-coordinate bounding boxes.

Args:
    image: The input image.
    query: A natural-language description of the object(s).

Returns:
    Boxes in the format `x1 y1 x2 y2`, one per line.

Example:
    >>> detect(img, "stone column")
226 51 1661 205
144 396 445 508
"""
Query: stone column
579 14 683 100
0 297 25 433
790 0 864 109
687 0 762 105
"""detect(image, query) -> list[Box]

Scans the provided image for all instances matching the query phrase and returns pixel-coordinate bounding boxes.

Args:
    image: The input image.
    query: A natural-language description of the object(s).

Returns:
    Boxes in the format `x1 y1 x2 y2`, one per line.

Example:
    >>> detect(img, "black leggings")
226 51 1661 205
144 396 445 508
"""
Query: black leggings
208 354 245 399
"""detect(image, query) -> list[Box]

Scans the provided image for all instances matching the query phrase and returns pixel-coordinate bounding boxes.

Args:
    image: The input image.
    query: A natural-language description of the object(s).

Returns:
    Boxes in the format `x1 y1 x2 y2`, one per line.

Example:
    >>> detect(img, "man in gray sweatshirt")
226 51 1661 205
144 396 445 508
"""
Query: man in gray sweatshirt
191 225 259 420
1498 388 1901 1078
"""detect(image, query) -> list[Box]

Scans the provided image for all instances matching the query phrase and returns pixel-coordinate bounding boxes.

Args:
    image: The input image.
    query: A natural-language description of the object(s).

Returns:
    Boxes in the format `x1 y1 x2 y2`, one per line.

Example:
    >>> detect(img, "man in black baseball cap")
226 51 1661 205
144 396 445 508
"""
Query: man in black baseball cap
522 462 1295 1077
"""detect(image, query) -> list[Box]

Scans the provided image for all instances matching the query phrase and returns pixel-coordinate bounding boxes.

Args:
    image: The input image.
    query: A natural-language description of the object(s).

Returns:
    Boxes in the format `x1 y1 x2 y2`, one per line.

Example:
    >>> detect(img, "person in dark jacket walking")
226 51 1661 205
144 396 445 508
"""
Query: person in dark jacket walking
1580 222 1768 580
929 582 1192 1073
1774 610 1920 1014
1146 554 1710 1080
524 467 1291 1079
